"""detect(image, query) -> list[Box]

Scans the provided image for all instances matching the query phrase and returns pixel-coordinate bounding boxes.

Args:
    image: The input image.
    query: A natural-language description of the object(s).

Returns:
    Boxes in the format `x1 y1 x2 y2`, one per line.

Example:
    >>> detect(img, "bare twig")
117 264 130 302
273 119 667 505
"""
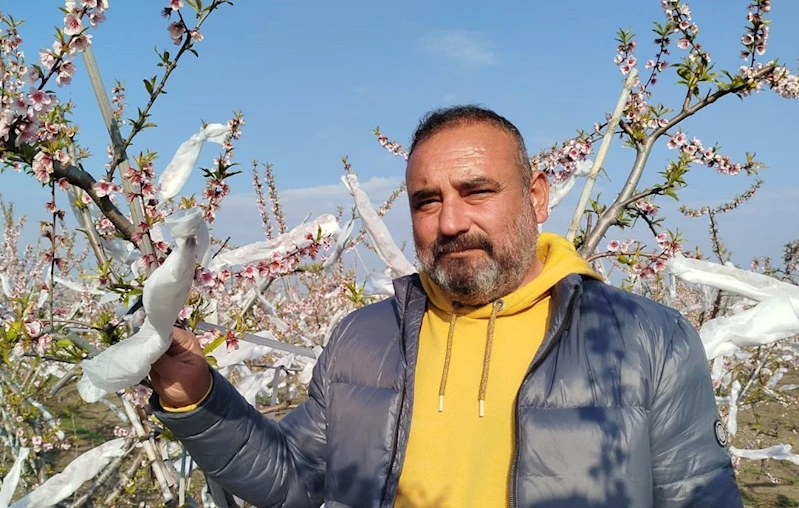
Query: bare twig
102 448 147 506
259 401 298 415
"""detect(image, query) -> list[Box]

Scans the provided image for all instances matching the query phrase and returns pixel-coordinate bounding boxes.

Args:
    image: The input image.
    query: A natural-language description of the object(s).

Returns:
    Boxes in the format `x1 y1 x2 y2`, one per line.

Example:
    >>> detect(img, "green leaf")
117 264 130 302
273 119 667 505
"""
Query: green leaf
55 338 75 348
203 335 225 355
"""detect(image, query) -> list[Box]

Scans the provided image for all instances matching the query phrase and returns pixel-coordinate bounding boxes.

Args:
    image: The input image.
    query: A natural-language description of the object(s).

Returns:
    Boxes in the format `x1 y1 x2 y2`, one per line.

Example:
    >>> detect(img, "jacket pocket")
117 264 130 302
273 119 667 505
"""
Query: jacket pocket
515 405 653 507
326 382 401 507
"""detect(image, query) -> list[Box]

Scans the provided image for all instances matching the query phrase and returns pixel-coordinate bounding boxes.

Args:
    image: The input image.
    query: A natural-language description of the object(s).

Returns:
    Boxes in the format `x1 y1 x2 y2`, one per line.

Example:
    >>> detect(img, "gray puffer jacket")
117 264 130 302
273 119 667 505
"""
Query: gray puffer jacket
152 274 742 507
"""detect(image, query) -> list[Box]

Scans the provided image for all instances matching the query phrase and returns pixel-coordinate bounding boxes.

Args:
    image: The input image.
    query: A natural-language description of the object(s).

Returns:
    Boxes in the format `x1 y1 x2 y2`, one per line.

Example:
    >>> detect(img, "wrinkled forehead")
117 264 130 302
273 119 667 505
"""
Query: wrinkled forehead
405 123 522 187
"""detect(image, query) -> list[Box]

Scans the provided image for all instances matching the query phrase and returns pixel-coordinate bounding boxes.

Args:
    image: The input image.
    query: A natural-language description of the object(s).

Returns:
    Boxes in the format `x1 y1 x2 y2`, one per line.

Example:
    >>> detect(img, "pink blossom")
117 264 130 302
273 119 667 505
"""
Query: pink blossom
607 240 621 252
72 34 92 52
178 305 191 320
168 21 185 41
28 88 52 112
25 320 43 337
194 267 217 288
11 96 29 116
0 115 12 142
28 66 42 82
140 181 157 197
198 331 216 347
138 254 155 271
240 265 257 280
93 179 117 197
677 38 690 50
32 151 54 183
190 29 203 42
170 0 184 9
225 330 239 352
88 11 106 27
39 49 55 70
56 71 72 87
80 0 99 7
666 132 687 149
57 178 70 191
95 215 115 236
16 120 39 145
36 334 52 355
81 191 92 204
64 14 83 36
61 60 76 75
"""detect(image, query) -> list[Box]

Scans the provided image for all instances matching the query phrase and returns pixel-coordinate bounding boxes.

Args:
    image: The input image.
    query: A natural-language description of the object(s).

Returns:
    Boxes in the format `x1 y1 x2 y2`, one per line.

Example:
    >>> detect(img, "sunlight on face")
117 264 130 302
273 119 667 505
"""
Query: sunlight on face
407 123 542 306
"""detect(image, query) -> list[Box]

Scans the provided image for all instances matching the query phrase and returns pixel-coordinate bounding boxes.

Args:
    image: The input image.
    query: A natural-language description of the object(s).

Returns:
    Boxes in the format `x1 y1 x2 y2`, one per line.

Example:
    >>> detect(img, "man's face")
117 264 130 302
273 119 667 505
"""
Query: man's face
406 122 550 306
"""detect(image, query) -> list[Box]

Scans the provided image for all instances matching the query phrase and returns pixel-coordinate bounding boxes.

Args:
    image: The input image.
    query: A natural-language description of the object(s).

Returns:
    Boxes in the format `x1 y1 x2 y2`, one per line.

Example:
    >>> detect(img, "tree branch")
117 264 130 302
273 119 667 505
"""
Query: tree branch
52 162 137 242
580 64 778 257
654 63 776 139
579 145 652 255
104 0 228 182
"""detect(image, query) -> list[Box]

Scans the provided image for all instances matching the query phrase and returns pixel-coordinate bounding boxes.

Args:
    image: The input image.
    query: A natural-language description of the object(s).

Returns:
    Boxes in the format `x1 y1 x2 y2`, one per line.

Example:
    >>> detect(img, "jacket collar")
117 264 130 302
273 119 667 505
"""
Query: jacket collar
392 272 586 330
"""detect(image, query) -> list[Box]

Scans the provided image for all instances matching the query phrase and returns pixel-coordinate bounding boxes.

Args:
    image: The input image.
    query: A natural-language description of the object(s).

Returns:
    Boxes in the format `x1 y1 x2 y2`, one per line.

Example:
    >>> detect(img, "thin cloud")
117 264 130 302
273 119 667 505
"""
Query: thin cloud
423 30 497 67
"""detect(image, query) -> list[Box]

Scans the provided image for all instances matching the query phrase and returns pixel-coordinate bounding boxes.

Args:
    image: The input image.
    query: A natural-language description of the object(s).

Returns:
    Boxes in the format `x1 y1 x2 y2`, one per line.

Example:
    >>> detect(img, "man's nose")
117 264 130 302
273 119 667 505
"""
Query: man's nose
438 199 470 237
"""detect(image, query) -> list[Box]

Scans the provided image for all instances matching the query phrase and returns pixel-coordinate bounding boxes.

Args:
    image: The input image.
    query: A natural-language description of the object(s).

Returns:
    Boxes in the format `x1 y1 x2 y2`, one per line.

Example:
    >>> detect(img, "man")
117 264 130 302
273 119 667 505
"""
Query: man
150 105 742 507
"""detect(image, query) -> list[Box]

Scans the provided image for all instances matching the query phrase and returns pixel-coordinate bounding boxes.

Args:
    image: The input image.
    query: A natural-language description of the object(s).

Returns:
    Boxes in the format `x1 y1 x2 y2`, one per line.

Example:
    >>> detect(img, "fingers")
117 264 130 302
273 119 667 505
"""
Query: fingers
151 347 179 371
171 326 203 354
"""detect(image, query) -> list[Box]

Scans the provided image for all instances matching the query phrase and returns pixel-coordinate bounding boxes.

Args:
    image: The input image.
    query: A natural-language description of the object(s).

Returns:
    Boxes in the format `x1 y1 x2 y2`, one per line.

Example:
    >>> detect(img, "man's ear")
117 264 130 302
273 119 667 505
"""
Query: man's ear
529 170 550 224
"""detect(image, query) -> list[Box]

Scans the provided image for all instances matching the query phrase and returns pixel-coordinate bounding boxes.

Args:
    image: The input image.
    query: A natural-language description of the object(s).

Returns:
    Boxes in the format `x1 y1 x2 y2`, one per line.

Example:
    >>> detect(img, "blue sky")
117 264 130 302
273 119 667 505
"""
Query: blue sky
2 0 798 269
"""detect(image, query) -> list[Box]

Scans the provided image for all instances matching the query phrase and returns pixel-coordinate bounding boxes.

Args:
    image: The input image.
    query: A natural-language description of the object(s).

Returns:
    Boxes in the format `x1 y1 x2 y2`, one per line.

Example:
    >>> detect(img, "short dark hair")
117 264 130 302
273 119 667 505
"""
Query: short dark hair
408 104 532 188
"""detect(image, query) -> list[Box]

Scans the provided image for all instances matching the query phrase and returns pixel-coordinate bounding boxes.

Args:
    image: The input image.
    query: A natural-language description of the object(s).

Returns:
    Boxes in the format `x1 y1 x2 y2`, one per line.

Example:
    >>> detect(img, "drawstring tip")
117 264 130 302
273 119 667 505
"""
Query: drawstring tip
438 395 445 412
479 399 485 418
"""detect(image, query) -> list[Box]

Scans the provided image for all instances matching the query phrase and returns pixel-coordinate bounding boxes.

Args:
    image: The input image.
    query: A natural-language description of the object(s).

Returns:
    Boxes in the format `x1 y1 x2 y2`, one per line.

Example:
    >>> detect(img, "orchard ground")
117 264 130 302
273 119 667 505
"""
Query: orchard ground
38 367 799 507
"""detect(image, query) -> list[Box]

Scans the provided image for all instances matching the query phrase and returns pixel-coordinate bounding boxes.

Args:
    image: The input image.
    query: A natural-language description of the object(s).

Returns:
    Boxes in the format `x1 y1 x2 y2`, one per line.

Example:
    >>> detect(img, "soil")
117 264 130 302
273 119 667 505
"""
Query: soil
735 370 799 508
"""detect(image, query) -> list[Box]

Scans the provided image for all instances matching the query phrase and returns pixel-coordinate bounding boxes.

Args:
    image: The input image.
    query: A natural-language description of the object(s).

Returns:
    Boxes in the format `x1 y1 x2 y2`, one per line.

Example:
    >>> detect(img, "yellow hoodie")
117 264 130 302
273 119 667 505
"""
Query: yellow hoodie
395 233 601 508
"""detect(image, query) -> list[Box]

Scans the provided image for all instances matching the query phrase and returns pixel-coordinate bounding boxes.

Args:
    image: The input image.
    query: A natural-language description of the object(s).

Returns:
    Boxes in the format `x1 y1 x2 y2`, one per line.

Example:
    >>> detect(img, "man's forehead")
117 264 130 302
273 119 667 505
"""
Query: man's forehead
406 124 519 182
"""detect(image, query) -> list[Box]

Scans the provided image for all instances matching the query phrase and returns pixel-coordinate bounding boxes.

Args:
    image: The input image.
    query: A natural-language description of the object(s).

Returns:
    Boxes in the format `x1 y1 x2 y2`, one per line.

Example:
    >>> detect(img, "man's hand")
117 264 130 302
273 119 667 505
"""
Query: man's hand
150 327 213 408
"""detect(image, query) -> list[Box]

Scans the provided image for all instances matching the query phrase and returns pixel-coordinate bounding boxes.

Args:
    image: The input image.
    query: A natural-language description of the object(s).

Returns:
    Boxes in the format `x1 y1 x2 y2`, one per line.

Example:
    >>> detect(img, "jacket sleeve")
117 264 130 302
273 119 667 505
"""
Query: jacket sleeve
150 343 331 507
650 316 743 508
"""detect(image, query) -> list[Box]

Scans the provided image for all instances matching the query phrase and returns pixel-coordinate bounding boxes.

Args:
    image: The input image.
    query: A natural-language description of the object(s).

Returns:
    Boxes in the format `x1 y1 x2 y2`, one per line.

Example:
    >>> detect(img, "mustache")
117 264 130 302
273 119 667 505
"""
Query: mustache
432 233 494 261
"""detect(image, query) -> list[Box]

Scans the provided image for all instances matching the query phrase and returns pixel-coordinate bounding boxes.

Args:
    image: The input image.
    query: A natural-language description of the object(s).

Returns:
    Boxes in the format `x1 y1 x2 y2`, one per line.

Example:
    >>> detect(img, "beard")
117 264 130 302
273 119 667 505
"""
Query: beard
415 204 538 307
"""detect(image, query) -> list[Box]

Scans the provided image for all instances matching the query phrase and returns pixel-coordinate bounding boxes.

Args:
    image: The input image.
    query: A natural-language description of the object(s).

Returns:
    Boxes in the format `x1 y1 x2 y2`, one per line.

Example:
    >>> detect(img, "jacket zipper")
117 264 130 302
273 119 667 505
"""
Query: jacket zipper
380 279 416 508
509 290 579 508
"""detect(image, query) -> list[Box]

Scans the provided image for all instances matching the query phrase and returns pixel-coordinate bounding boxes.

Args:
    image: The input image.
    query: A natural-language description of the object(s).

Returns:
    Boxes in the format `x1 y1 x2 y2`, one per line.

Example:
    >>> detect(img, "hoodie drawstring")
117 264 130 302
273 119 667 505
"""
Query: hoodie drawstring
479 299 504 417
438 308 459 412
438 299 504 417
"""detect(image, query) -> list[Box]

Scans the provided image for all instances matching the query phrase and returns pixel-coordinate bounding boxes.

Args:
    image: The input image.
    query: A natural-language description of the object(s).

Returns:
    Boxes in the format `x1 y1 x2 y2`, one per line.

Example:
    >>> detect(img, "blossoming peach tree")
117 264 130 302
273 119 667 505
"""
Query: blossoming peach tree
0 0 797 505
